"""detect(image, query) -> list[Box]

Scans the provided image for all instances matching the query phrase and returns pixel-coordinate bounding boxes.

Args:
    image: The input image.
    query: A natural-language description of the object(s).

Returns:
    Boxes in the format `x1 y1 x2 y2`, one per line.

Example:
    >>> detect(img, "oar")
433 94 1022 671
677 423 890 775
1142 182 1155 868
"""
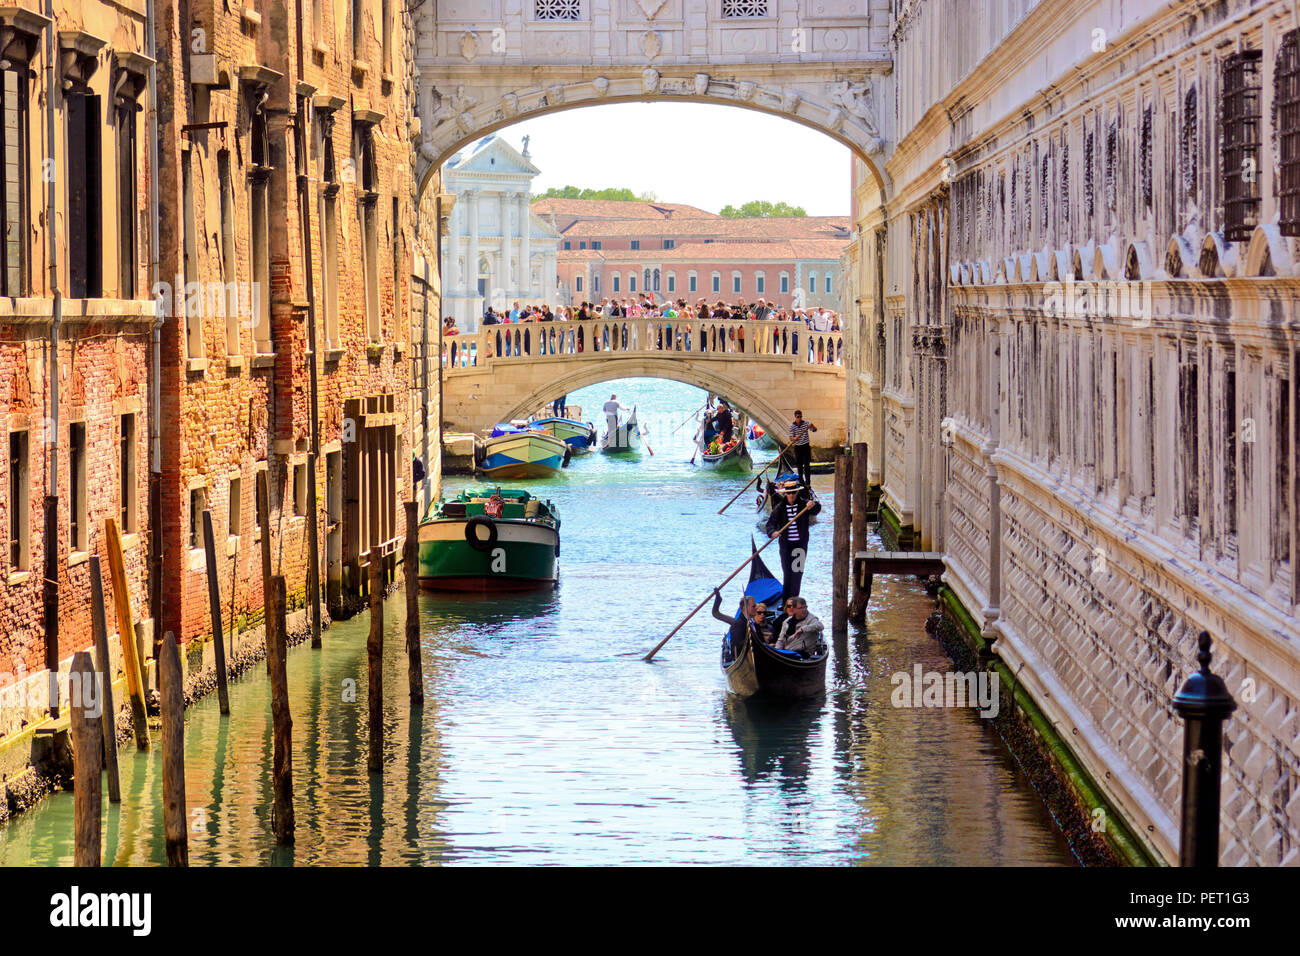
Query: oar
671 402 708 435
640 424 655 456
643 501 813 662
717 444 790 515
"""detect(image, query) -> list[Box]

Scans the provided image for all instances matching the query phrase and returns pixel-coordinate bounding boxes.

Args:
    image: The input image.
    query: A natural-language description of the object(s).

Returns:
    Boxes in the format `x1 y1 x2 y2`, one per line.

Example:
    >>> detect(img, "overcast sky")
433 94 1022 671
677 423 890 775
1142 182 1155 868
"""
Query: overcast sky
486 102 852 216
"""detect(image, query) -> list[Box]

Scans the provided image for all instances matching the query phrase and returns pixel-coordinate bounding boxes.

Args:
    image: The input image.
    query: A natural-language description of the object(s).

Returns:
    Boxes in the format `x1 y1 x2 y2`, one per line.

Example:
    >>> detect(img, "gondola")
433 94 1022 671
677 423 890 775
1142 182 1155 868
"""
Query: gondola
700 435 752 472
720 544 827 699
601 406 642 454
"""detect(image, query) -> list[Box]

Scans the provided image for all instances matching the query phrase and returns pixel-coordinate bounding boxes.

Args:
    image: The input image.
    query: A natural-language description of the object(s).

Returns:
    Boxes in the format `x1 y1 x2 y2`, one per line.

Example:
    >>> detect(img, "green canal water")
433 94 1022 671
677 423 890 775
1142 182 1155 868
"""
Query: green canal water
0 379 1075 866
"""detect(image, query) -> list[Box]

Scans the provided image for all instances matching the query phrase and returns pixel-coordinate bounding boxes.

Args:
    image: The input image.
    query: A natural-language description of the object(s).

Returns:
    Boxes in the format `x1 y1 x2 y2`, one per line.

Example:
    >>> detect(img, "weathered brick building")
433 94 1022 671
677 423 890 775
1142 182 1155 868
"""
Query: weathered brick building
1 0 438 750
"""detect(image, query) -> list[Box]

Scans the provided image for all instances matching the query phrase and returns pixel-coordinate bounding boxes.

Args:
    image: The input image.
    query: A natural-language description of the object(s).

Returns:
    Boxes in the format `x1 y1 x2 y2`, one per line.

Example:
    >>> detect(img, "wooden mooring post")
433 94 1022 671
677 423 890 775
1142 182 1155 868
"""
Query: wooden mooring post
69 651 102 867
88 556 121 803
404 502 424 707
256 470 274 676
159 633 188 866
268 576 294 845
832 454 850 636
105 518 149 751
368 549 384 773
848 442 870 624
201 510 230 715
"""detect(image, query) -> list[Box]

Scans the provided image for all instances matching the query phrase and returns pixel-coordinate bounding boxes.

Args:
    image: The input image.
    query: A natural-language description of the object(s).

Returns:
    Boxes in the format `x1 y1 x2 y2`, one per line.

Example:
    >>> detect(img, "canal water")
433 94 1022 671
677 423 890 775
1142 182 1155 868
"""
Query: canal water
0 379 1075 865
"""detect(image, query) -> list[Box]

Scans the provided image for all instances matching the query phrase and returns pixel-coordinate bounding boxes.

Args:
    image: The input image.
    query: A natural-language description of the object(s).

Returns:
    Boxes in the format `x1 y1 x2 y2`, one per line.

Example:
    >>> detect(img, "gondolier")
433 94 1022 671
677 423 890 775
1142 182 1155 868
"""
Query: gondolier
766 479 814 601
788 410 817 487
603 394 627 437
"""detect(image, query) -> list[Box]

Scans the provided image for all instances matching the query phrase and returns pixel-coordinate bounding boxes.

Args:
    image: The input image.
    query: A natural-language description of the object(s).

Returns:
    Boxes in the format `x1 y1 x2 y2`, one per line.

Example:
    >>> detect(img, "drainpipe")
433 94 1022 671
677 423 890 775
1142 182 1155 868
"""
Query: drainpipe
41 0 60 717
146 0 163 684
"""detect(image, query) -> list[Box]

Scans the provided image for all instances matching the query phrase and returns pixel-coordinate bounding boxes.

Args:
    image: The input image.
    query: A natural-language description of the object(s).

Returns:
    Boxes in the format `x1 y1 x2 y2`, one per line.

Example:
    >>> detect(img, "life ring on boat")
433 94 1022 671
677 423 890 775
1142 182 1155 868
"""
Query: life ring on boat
465 515 498 552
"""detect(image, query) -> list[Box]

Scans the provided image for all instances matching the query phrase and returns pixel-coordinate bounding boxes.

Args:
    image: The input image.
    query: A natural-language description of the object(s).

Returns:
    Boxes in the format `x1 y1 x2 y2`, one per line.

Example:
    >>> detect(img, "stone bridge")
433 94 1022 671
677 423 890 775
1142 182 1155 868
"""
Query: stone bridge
441 317 846 454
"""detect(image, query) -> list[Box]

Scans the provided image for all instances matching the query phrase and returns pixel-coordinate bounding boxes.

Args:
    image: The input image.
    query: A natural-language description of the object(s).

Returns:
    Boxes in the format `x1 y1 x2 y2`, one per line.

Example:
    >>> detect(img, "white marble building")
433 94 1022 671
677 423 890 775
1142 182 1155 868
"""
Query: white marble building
441 135 561 331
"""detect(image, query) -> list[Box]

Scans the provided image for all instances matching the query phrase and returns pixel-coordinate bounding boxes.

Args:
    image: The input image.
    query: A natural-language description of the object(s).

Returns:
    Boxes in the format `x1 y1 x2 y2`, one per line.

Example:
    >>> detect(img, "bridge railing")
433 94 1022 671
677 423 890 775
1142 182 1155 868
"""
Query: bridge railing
440 318 844 370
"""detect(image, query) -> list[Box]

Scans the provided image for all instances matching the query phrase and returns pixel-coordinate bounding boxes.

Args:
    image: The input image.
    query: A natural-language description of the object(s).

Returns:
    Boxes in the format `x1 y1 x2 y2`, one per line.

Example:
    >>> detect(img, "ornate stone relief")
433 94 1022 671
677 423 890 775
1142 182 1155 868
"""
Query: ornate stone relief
642 68 660 94
736 81 755 101
636 0 669 18
641 30 662 60
459 32 479 63
501 92 519 116
593 76 610 96
783 90 802 113
830 79 880 139
694 73 710 96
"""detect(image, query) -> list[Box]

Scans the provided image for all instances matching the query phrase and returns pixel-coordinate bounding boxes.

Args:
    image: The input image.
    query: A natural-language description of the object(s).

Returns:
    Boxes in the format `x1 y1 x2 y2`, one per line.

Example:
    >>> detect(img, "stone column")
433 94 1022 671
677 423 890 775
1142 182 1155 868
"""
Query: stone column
447 195 462 295
518 192 531 298
501 192 514 295
466 189 480 308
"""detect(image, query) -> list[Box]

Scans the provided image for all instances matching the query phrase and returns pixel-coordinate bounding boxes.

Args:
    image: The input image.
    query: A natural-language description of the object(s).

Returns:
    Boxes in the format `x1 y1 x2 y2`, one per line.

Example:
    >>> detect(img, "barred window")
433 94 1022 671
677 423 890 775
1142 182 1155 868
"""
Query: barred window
1061 142 1070 225
1041 151 1050 230
1222 49 1262 242
1182 87 1198 199
1139 105 1152 209
722 1 768 15
1278 30 1300 236
1104 123 1117 213
535 0 580 19
1083 129 1095 221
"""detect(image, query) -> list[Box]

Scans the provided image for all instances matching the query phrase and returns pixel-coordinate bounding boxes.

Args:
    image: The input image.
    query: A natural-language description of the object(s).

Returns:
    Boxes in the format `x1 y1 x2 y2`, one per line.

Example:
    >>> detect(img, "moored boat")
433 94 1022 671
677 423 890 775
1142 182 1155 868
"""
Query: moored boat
530 416 597 453
721 546 827 699
748 423 776 450
601 406 641 454
418 488 560 591
480 424 570 478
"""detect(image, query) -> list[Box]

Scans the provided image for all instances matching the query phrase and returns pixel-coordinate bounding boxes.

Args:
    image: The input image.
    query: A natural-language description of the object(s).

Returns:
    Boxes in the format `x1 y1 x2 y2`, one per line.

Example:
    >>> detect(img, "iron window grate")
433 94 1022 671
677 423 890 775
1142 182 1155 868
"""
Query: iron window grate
1222 49 1262 242
1279 30 1300 236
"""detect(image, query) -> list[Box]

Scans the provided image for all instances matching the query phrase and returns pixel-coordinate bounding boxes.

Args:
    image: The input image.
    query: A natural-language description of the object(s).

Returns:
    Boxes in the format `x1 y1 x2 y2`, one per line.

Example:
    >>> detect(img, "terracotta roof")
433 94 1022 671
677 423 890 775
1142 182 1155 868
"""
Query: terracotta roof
530 198 718 220
556 249 608 261
559 216 850 240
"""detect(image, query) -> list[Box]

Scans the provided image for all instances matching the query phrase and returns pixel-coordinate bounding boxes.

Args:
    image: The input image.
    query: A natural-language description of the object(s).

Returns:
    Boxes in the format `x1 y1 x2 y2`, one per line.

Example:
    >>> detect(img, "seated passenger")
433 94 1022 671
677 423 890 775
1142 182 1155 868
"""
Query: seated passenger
772 597 823 657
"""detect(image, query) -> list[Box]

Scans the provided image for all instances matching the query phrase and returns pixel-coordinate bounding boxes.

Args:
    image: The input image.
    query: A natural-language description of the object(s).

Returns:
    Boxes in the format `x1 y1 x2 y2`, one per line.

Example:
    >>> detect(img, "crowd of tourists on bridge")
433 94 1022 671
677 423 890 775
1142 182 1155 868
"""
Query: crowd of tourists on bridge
442 293 843 367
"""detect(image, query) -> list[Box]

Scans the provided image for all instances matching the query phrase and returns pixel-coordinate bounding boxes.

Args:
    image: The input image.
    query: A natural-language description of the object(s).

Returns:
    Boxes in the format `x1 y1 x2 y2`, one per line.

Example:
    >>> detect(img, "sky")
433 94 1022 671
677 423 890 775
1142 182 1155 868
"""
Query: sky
480 102 852 216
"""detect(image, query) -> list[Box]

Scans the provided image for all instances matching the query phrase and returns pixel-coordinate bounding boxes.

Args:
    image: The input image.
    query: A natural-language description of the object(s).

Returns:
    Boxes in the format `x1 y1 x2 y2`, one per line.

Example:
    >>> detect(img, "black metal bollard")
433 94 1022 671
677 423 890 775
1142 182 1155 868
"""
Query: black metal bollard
1172 631 1236 867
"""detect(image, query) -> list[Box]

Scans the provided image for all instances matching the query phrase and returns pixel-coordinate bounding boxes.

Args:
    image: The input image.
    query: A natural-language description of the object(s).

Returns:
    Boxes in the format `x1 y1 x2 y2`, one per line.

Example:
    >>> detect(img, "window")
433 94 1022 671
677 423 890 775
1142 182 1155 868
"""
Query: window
563 241 571 250
382 0 393 73
755 272 765 294
67 91 102 298
780 272 789 294
69 422 86 553
250 108 272 353
579 241 586 249
667 272 676 293
312 0 323 48
0 61 28 295
575 275 583 292
630 240 640 251
825 274 832 294
612 274 619 292
592 241 601 250
592 273 599 294
1182 88 1198 200
732 272 741 294
653 268 660 292
293 463 307 516
711 272 720 293
535 0 581 20
643 268 651 290
228 476 241 537
319 111 340 348
1279 31 1300 235
8 430 28 571
808 272 817 294
120 414 136 533
629 272 637 292
1222 49 1262 241
190 487 206 549
116 95 137 297
722 0 768 16
688 272 697 293
392 197 401 340
182 149 201 359
218 151 238 355
1139 105 1153 210
358 128 380 341
352 0 364 59
663 239 674 250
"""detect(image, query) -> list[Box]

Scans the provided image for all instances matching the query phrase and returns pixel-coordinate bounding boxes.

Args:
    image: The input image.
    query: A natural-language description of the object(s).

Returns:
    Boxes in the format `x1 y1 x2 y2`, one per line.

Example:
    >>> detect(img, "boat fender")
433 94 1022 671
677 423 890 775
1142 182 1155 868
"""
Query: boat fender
465 515 498 552
562 445 572 468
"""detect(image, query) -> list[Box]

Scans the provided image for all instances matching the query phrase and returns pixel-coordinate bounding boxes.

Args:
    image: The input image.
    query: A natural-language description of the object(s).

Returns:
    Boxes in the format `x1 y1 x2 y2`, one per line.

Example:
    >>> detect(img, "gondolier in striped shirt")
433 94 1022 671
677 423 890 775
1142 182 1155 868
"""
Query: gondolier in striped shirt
787 410 817 487
766 479 814 602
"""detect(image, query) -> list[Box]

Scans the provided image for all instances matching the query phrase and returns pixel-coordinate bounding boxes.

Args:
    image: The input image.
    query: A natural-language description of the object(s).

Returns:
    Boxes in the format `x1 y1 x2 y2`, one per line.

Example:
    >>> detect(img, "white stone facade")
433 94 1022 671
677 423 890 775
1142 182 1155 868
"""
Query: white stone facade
441 135 560 330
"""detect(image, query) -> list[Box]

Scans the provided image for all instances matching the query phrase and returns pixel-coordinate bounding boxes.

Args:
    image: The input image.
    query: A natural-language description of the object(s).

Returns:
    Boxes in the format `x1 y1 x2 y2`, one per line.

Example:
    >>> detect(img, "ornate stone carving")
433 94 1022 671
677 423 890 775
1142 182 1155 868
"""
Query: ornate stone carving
501 92 519 116
547 84 565 105
593 76 610 96
641 30 662 60
642 68 660 94
636 0 669 18
456 112 474 134
783 90 802 113
436 84 478 127
736 80 755 101
459 32 480 63
830 79 881 139
694 73 710 96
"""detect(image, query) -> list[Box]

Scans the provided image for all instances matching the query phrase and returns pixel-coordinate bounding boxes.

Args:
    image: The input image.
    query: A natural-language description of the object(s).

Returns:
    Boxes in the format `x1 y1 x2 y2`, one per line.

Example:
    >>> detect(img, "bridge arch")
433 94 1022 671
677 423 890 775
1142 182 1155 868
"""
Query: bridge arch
489 357 798 445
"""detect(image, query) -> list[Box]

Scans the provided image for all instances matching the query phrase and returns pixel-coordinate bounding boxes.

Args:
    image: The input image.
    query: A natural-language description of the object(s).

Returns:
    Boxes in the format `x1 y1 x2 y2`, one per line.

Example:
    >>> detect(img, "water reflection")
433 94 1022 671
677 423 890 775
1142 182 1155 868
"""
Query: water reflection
723 696 821 792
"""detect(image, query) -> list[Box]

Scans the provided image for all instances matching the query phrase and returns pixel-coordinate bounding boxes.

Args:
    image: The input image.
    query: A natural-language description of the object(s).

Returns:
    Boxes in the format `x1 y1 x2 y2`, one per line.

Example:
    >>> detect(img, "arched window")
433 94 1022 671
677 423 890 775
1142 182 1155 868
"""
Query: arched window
643 268 651 290
653 268 660 291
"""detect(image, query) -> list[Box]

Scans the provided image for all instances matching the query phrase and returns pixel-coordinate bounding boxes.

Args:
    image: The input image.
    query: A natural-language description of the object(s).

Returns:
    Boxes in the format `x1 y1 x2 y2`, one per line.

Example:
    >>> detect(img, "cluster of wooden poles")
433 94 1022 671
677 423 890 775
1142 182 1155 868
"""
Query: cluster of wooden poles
68 473 427 866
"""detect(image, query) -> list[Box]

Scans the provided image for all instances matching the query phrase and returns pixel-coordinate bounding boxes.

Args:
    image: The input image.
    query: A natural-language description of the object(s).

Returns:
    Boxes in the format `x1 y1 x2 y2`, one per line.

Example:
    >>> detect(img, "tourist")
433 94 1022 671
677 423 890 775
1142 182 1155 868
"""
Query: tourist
753 298 772 321
510 301 522 322
713 402 734 445
711 591 760 658
772 597 824 657
788 409 817 487
767 479 813 602
444 316 461 336
483 307 499 325
767 596 797 644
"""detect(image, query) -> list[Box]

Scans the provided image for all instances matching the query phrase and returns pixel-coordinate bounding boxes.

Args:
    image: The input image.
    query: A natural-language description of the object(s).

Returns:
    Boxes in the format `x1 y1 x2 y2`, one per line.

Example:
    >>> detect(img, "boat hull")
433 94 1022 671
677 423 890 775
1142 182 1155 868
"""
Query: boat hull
480 432 568 478
723 635 827 699
601 410 641 453
702 441 752 472
531 417 596 452
418 518 558 590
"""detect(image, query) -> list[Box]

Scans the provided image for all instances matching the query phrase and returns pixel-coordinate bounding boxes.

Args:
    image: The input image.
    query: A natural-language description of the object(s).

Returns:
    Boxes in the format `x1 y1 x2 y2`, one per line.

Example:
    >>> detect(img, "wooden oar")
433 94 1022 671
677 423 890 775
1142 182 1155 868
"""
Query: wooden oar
643 501 813 662
717 444 789 515
671 402 708 435
640 425 655 456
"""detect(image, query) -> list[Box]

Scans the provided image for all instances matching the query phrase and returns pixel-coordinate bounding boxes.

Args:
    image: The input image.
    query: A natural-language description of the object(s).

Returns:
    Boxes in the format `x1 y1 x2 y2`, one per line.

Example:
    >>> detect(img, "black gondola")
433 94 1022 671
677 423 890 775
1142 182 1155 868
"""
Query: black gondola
720 543 828 699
